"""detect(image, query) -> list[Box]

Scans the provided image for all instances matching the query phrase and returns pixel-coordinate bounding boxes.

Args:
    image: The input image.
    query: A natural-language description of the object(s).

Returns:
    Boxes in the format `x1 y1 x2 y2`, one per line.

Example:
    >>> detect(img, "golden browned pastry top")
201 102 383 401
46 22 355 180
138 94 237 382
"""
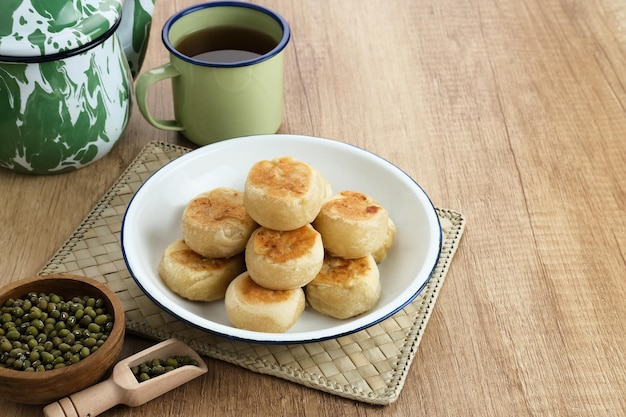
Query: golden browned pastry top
185 188 250 227
322 190 383 220
250 226 319 263
169 246 234 271
247 157 312 197
238 274 293 303
315 255 373 288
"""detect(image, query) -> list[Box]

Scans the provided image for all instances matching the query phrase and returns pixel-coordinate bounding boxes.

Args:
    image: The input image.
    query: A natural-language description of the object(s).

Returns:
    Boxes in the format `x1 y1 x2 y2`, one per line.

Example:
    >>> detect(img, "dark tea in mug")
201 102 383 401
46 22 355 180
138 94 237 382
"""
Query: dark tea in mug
175 26 278 64
136 1 291 145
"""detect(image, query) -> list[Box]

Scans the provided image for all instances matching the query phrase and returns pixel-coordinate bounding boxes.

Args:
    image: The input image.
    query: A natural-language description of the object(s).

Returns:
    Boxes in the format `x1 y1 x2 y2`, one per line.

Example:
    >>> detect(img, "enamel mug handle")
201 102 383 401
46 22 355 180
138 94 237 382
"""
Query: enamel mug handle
135 63 185 132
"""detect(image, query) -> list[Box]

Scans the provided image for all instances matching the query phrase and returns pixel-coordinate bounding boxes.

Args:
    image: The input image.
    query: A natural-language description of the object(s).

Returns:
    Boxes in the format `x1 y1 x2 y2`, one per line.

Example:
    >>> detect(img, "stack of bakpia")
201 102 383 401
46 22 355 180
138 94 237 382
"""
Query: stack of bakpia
158 156 396 333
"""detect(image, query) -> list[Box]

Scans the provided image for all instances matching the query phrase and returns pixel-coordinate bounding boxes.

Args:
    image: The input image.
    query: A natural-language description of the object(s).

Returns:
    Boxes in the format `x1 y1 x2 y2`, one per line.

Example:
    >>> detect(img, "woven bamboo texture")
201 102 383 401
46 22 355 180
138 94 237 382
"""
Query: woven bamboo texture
39 141 465 404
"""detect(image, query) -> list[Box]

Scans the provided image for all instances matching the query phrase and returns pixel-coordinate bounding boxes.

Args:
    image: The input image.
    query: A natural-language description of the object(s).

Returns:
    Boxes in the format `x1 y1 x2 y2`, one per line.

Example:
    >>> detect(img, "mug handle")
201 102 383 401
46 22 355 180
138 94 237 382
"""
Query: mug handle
135 63 185 131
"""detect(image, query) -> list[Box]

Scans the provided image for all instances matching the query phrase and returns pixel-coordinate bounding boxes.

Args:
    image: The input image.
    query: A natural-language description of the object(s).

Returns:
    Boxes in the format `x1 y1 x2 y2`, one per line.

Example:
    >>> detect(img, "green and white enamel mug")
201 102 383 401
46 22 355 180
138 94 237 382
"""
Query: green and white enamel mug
135 1 290 146
0 0 154 174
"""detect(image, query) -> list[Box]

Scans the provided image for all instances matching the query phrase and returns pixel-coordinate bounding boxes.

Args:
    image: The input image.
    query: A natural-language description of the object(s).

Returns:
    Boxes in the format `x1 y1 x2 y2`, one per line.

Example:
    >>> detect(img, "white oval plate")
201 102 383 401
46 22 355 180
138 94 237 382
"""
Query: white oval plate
122 134 442 344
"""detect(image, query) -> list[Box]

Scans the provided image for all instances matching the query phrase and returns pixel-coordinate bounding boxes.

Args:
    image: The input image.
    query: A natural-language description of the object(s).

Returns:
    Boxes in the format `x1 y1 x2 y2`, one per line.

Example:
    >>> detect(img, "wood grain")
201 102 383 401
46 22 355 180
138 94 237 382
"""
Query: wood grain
1 0 625 415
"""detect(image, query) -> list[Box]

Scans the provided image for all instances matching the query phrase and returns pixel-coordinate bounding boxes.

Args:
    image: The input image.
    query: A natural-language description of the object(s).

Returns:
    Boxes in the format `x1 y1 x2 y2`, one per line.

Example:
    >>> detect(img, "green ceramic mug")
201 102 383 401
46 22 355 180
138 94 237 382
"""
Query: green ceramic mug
135 1 290 146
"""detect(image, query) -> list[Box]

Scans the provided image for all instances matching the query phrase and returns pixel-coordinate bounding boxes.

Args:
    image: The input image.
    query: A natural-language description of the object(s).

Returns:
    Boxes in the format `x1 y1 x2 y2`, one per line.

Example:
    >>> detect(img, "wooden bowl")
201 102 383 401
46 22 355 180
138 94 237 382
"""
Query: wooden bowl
0 273 125 405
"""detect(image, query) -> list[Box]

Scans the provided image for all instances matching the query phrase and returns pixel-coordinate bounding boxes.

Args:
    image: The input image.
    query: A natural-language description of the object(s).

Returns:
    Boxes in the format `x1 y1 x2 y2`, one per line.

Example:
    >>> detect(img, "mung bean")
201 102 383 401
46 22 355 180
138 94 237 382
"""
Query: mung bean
0 292 114 371
130 355 199 383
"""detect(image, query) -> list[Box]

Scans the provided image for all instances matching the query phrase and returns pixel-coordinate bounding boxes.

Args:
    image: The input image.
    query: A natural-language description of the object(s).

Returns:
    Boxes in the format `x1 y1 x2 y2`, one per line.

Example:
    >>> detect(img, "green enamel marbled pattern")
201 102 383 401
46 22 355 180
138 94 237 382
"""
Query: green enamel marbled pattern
0 1 21 40
0 37 130 174
0 0 120 57
120 0 155 78
0 0 155 174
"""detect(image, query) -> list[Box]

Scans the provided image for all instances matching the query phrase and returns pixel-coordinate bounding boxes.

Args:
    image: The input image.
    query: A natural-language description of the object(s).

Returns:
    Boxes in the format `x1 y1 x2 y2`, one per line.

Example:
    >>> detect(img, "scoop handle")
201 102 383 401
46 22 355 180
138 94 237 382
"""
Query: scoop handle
42 339 208 417
43 378 123 417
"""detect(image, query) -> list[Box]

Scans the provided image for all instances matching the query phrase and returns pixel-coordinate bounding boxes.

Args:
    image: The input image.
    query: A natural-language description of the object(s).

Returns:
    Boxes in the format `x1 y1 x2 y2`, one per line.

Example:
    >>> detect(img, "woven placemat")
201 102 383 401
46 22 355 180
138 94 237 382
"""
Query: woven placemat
39 141 465 405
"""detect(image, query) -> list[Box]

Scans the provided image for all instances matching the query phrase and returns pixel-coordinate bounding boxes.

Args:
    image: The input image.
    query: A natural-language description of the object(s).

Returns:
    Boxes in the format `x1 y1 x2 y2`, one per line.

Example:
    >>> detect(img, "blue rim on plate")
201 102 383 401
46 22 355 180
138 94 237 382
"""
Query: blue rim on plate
121 134 442 344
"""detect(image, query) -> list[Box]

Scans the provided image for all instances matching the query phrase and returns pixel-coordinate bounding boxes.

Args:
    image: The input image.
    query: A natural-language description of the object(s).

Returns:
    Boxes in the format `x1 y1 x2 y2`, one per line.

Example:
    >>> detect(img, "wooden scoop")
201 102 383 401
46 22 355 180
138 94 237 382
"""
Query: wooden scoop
43 339 208 417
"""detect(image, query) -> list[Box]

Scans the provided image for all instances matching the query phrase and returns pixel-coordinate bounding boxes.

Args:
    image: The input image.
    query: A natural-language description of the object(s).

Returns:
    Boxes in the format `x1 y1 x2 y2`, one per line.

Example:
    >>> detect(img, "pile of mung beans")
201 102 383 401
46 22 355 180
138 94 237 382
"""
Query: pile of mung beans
0 292 114 371
131 355 199 382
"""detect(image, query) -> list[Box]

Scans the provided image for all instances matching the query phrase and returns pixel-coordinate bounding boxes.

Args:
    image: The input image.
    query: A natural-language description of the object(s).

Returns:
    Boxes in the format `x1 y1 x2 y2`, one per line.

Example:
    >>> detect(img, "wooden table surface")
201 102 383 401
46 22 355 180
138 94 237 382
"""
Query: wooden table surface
2 0 625 415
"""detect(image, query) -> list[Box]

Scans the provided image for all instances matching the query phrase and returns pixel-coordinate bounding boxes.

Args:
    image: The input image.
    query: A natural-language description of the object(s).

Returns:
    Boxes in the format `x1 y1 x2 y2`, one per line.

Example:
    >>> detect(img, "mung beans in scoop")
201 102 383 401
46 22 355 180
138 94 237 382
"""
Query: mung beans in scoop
131 355 200 382
0 292 114 371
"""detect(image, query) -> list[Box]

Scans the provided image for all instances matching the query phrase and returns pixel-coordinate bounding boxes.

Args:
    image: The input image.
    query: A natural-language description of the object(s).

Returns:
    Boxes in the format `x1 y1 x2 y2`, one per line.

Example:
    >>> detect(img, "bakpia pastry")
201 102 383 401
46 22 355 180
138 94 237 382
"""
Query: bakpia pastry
225 272 305 333
372 217 397 263
313 190 389 259
182 187 258 259
243 156 332 231
245 225 324 290
305 254 381 319
159 239 245 302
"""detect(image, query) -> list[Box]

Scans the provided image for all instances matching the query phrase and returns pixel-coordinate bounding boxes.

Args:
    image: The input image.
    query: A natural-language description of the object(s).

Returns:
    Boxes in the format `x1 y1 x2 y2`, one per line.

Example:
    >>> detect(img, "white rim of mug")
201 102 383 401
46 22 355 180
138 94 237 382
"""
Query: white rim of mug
161 1 291 68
